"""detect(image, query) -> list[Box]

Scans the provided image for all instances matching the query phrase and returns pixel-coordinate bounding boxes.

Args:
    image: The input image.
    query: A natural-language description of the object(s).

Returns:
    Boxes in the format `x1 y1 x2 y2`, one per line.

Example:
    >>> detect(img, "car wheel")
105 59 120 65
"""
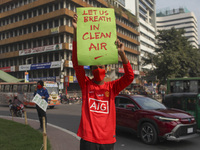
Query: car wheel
140 122 157 145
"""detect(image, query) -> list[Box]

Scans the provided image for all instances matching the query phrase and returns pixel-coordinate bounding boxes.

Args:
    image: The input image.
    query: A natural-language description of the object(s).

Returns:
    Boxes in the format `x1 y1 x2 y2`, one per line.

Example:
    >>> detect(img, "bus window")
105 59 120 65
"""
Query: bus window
172 99 182 110
187 99 196 111
30 84 37 92
170 81 184 93
183 81 190 92
18 85 22 93
13 85 17 92
190 81 198 93
5 85 10 92
2 85 5 92
175 81 184 93
23 85 28 92
9 85 13 92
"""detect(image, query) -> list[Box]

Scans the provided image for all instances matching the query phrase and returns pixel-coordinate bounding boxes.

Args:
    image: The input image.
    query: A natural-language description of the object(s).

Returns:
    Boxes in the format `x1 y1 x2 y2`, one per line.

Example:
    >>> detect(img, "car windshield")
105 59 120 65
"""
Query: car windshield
133 97 166 110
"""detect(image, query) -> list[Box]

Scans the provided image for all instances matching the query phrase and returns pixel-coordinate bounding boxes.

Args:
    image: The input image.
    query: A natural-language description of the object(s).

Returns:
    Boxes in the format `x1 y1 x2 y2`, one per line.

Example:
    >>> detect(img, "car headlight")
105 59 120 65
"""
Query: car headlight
154 116 179 122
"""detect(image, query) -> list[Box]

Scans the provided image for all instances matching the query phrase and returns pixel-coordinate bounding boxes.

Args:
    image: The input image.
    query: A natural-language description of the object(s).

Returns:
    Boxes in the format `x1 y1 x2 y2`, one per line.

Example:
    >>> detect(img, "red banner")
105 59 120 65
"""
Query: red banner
0 66 12 72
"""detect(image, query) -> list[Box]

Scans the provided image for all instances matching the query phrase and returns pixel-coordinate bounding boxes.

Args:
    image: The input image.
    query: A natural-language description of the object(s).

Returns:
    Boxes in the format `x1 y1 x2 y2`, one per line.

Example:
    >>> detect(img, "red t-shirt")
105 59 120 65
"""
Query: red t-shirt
72 41 134 144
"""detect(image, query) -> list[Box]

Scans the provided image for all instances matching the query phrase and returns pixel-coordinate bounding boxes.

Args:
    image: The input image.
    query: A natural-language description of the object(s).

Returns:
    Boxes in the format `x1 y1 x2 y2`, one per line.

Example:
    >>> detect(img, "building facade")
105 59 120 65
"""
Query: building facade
0 0 140 94
136 0 156 71
157 7 199 49
116 0 156 78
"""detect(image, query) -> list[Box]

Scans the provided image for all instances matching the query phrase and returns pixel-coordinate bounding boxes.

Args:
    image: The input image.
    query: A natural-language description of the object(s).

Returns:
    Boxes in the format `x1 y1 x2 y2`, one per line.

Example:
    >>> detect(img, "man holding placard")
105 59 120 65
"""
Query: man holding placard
72 8 134 150
33 80 49 131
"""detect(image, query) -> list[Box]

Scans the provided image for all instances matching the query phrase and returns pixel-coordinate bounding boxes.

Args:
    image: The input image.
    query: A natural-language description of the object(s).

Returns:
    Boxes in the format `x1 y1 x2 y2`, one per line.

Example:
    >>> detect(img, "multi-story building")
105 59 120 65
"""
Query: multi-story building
115 0 156 79
157 7 199 49
136 0 156 71
0 0 140 94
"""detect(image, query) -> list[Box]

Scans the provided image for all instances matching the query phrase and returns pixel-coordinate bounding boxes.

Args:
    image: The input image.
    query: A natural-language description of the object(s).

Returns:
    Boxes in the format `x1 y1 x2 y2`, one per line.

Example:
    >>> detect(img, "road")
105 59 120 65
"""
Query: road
0 104 200 150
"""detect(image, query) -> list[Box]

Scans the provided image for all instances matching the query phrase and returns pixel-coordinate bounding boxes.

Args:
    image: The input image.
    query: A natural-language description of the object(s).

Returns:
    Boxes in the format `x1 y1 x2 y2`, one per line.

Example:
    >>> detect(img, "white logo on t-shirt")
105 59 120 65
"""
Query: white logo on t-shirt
89 98 109 114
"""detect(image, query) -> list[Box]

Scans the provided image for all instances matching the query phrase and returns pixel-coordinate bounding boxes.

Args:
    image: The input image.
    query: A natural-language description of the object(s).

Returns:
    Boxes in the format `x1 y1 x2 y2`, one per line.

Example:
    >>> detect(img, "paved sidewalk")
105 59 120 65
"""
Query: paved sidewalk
0 115 80 150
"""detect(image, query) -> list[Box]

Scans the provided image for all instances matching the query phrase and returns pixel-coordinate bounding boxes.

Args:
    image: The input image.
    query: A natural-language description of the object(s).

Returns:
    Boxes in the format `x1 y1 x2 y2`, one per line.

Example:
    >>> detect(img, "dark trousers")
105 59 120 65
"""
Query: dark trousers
36 105 47 129
80 139 114 150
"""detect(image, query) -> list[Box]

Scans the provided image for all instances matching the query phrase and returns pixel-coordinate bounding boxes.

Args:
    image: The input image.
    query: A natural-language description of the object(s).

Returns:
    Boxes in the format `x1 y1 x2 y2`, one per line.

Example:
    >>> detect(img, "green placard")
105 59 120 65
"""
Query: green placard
77 7 118 66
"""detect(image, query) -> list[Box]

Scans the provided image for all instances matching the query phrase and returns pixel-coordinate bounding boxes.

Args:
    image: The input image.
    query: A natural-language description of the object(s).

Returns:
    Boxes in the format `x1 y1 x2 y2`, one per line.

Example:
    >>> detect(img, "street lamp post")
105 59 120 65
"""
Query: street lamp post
25 57 33 66
25 57 33 82
59 57 65 94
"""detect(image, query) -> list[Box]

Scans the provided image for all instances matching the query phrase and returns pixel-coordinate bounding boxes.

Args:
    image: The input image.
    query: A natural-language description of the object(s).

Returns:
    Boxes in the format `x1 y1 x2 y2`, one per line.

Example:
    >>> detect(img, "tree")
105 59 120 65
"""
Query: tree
143 27 200 84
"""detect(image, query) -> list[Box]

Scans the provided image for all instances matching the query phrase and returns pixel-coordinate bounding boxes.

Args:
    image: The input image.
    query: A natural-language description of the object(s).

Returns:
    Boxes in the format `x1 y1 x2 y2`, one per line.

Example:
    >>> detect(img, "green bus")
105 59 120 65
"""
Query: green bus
164 77 200 129
166 77 200 94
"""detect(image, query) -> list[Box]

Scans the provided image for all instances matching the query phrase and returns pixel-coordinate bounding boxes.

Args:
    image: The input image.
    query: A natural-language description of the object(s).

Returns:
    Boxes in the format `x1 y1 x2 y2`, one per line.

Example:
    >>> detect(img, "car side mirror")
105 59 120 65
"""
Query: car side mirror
126 104 136 111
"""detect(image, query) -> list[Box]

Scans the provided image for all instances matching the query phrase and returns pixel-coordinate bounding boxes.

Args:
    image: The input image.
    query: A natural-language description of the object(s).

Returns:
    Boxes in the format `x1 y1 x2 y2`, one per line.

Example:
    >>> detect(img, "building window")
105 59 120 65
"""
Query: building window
15 16 18 22
49 37 53 45
49 21 53 28
60 18 64 26
14 30 18 36
55 3 59 10
23 43 27 49
38 39 41 47
43 54 47 62
28 41 31 48
49 69 53 76
23 13 27 20
33 25 36 32
38 9 42 15
33 40 37 47
44 7 47 13
19 43 22 50
33 10 37 17
55 68 60 76
28 26 32 33
43 22 47 30
38 24 42 31
43 70 47 77
28 12 32 18
55 36 59 44
49 5 53 12
55 52 59 61
38 55 42 63
43 38 48 46
49 53 54 62
19 15 22 21
23 28 27 34
55 19 59 27
60 34 64 43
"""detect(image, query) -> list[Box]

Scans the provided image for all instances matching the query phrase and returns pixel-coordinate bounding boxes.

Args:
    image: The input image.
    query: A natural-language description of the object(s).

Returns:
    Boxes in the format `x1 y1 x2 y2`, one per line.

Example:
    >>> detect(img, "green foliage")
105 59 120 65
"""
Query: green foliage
144 27 200 84
0 118 51 150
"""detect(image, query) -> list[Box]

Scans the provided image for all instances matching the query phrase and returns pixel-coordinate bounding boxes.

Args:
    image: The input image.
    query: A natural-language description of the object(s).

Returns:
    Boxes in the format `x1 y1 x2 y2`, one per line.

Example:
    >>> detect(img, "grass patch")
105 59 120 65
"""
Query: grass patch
0 118 51 150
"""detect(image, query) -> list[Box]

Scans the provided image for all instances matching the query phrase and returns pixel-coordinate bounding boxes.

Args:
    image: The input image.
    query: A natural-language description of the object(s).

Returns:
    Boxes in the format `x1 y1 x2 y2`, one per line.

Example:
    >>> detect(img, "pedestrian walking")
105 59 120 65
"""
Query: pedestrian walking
34 80 49 130
72 14 134 150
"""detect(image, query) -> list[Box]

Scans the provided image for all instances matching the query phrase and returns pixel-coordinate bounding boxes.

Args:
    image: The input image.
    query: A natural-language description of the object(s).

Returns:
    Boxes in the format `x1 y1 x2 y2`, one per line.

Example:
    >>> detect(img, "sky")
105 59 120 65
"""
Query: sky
156 0 200 44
